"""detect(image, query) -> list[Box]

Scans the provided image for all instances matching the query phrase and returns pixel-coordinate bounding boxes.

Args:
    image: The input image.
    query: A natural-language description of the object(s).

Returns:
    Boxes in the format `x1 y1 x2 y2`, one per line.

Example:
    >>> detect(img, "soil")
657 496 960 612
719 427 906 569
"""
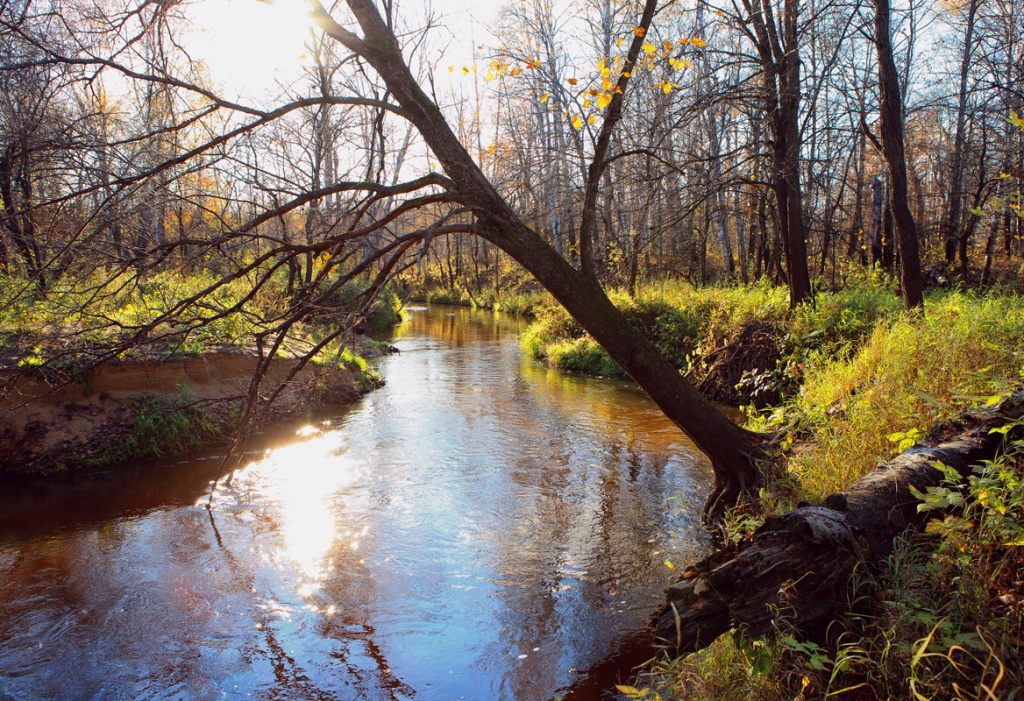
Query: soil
0 340 391 474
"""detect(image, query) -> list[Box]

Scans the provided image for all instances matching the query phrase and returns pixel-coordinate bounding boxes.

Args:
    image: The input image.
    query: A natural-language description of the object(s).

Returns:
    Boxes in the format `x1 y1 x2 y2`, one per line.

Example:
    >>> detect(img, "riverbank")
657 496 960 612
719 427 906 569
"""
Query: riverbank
513 276 1024 699
0 340 387 474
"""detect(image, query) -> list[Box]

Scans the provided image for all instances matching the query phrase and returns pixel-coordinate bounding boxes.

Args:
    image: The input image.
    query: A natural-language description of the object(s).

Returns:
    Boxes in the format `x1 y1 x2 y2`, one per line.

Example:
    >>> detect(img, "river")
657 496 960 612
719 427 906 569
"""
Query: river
0 305 713 701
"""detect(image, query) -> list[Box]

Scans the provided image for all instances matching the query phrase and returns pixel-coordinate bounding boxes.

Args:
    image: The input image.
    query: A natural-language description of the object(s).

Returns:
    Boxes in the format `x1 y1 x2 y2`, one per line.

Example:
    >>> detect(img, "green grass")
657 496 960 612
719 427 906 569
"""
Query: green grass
521 272 901 382
0 268 400 367
784 291 1024 495
413 283 551 317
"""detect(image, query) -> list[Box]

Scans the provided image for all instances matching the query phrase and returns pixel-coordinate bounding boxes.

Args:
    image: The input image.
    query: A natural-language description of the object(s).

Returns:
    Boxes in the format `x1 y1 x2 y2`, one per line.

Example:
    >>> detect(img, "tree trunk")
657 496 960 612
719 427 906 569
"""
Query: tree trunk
941 0 979 265
318 0 764 518
653 394 1024 656
873 0 925 310
778 0 811 307
870 175 884 267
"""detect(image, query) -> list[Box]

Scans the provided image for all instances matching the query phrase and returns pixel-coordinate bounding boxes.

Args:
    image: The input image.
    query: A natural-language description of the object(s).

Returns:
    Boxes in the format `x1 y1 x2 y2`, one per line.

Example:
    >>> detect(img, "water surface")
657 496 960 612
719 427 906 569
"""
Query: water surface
0 305 713 700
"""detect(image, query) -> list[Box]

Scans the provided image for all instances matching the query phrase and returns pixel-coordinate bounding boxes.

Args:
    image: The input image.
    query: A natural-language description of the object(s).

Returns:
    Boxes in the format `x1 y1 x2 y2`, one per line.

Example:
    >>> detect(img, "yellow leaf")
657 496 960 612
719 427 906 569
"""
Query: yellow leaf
448 65 454 72
659 81 677 94
642 42 656 54
600 66 611 78
622 70 631 77
665 559 675 570
613 85 623 94
571 115 583 130
583 98 592 108
485 71 495 81
487 145 496 154
462 66 470 75
588 114 596 125
602 78 612 91
490 60 501 71
678 59 692 68
510 66 521 76
632 26 646 37
691 37 706 47
617 37 624 48
540 92 549 103
662 40 674 51
597 93 612 109
567 77 578 85
679 38 690 46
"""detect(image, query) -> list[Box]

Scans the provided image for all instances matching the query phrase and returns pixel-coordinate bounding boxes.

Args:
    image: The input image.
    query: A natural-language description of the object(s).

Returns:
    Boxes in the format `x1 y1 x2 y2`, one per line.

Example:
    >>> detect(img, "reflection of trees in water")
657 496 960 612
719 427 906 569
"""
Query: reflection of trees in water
475 387 707 699
394 307 525 348
216 492 411 701
0 513 249 699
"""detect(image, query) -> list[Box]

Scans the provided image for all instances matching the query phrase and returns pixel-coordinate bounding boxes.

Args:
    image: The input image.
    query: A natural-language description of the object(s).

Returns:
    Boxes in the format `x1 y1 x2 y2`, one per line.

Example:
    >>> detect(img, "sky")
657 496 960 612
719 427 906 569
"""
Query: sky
182 0 504 100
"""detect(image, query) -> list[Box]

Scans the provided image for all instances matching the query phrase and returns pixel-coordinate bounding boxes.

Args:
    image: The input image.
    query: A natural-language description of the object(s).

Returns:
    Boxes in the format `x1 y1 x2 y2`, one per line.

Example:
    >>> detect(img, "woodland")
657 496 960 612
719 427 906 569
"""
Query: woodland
1 0 1024 695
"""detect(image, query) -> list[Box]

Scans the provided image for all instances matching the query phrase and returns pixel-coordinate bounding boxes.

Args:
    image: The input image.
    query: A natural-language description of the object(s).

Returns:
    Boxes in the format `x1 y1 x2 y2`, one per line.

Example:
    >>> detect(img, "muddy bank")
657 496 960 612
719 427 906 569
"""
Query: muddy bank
0 350 382 473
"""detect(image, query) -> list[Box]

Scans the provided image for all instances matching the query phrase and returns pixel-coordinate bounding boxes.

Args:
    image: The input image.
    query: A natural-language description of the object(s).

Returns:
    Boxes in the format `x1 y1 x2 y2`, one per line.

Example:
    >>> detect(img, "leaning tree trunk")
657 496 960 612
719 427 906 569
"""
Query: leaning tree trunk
653 393 1023 656
315 0 765 519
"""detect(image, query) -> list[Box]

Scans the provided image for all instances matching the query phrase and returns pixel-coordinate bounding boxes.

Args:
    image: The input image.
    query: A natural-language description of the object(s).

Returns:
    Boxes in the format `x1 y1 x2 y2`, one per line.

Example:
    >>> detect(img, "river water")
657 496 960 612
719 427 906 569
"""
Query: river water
0 305 713 701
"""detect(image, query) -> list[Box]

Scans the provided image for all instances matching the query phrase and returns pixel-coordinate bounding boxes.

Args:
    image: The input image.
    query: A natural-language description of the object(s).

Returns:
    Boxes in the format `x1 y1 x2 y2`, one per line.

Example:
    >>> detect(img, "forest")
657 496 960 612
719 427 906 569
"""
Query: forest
1 0 1023 697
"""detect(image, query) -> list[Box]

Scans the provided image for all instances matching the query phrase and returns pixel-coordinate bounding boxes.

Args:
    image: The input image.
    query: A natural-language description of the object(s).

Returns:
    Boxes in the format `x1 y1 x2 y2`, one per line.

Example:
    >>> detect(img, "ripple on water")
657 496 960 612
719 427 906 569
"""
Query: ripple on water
0 305 712 701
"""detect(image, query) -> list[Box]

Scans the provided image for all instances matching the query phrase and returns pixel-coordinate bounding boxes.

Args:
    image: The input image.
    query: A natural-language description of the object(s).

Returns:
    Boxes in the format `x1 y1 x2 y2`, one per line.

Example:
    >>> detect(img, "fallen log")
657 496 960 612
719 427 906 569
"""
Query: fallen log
654 392 1024 656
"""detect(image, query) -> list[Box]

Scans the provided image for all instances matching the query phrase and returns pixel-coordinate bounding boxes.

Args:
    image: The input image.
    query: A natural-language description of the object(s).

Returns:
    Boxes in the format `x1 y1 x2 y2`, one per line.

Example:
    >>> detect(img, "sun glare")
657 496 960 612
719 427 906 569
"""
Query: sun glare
226 431 363 590
185 0 315 97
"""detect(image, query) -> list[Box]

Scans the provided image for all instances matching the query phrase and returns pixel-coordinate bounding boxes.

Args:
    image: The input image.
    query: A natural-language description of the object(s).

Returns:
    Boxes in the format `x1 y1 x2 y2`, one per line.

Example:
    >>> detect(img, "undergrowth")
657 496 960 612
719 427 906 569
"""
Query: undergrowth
521 272 902 385
605 279 1024 700
0 268 402 367
624 431 1024 700
410 282 551 317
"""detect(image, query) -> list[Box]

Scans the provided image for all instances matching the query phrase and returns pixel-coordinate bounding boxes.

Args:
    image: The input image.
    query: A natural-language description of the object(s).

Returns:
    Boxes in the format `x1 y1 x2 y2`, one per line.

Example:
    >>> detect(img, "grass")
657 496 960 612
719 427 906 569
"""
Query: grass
411 283 552 317
521 272 901 382
0 268 398 368
783 291 1024 495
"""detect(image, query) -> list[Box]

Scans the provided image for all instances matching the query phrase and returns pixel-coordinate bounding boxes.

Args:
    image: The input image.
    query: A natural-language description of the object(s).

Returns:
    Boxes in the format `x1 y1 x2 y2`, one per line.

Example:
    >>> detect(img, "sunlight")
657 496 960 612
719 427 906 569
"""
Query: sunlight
230 431 362 588
185 0 315 97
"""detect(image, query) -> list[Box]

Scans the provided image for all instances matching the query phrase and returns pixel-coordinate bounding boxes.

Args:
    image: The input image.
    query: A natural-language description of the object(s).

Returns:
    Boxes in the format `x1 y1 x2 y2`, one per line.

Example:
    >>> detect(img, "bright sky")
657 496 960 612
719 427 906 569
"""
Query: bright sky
183 0 503 100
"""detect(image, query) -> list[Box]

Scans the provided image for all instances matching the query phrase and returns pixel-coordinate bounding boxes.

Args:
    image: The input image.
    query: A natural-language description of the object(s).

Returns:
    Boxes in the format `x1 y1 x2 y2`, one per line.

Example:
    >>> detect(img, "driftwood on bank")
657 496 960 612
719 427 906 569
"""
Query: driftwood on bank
654 393 1024 656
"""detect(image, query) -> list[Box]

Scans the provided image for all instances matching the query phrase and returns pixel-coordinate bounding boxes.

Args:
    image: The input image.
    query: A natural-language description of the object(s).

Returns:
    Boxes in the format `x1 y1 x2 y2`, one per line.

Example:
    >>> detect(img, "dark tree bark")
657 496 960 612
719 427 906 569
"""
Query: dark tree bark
873 0 925 310
941 0 979 265
777 0 811 306
312 0 765 518
739 0 812 307
653 394 1023 656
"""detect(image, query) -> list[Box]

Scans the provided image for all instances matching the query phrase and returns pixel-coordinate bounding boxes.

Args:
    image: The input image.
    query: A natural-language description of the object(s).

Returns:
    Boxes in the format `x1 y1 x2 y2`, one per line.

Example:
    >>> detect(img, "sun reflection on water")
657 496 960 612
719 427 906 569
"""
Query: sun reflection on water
227 425 363 589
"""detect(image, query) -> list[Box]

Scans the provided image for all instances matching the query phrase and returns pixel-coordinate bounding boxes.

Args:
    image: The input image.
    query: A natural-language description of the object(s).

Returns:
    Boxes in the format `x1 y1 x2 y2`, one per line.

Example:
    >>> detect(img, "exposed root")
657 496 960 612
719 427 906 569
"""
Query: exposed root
693 321 785 407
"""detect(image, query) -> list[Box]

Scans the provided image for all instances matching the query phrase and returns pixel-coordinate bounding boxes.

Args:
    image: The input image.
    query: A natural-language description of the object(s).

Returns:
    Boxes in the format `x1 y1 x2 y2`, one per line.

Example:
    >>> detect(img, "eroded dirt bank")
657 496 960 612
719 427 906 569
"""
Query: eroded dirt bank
0 351 379 473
